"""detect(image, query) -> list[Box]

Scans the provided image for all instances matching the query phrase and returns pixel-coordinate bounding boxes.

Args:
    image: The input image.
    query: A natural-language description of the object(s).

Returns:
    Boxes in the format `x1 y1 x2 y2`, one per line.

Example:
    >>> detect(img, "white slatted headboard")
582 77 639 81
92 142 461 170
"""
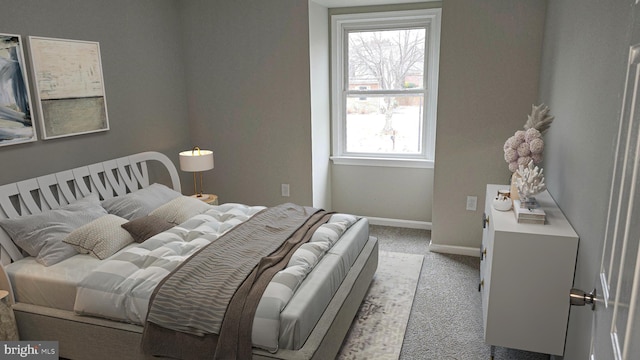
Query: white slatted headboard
0 151 181 267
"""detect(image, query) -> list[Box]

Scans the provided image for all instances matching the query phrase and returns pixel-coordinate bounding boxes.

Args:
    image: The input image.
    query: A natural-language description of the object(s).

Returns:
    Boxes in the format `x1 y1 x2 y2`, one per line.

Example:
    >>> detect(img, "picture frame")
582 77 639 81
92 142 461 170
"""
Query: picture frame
0 33 37 147
28 36 109 139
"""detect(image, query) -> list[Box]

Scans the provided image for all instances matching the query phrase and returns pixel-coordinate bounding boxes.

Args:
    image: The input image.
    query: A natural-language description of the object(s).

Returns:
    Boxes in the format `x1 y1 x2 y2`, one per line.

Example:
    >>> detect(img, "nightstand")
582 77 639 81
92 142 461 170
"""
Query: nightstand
0 290 18 340
191 194 218 205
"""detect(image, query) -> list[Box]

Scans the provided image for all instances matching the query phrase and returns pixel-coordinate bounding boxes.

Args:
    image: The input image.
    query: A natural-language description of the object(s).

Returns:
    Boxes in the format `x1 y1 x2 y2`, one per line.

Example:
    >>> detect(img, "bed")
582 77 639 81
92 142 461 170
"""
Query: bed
0 151 378 360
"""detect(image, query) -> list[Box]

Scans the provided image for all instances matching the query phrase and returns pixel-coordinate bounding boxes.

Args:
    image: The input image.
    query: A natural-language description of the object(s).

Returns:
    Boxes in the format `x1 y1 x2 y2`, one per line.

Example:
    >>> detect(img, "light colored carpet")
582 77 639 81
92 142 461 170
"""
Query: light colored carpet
338 251 424 360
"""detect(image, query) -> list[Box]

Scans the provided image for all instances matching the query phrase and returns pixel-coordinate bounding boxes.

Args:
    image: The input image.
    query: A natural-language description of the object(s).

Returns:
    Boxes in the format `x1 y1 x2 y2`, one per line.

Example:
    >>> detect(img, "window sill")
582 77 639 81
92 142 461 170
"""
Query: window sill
330 156 434 169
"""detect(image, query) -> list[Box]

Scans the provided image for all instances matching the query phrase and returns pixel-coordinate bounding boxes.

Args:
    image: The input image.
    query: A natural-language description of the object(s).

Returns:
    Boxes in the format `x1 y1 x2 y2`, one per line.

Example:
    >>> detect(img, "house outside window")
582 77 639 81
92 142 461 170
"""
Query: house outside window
331 9 441 168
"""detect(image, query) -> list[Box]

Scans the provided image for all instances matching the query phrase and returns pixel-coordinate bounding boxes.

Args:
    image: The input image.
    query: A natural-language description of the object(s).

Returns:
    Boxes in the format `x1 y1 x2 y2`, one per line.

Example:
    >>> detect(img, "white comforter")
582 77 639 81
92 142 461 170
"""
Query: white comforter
74 203 265 323
74 203 357 352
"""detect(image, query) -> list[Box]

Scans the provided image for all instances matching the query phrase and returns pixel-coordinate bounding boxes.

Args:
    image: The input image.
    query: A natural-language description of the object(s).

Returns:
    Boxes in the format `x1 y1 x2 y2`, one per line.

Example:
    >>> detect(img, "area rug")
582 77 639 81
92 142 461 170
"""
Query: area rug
337 251 424 360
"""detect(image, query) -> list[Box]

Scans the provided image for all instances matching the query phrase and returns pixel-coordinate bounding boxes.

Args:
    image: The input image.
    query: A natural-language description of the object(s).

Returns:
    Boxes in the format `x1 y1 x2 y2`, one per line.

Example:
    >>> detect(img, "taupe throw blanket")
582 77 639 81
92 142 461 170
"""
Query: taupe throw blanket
141 203 332 359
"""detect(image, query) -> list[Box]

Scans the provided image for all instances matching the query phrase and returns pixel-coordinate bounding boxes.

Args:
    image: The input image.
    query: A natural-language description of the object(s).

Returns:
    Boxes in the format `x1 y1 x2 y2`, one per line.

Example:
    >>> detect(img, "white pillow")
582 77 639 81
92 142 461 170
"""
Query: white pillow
0 194 107 266
101 183 181 220
150 196 212 225
64 215 134 259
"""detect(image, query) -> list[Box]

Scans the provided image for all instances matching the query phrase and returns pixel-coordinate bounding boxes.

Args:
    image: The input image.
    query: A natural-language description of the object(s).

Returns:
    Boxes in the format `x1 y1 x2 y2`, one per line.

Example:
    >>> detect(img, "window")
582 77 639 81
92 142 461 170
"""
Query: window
331 9 441 168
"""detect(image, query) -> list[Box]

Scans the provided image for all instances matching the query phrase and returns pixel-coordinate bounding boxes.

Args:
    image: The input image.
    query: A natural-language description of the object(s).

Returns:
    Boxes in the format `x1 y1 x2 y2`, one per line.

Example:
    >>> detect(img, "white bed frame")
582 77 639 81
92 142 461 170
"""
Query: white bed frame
0 151 378 360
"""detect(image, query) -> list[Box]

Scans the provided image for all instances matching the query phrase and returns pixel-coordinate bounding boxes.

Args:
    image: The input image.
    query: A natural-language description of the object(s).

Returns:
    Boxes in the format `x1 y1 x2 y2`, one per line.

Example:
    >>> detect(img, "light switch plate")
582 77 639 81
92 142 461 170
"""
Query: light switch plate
281 184 290 197
466 196 477 211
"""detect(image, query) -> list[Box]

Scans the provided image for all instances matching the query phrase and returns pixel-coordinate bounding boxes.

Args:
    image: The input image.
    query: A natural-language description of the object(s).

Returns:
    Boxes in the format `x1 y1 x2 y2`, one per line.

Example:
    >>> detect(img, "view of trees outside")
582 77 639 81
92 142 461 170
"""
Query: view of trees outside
346 28 426 155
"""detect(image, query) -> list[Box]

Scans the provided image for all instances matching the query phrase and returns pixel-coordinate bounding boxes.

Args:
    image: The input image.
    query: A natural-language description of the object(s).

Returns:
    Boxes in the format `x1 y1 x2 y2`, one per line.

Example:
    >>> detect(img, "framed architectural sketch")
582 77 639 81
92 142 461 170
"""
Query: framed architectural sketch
0 33 37 147
28 36 109 139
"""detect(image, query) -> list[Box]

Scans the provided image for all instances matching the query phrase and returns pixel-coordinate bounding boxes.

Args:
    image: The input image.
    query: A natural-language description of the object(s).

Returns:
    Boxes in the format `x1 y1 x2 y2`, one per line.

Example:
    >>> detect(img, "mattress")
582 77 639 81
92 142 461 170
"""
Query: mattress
5 243 138 311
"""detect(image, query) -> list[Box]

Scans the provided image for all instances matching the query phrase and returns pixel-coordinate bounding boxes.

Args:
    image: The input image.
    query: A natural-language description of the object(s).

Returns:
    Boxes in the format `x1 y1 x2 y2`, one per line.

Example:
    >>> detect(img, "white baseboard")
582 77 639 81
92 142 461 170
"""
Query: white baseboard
428 241 480 257
366 217 431 230
364 218 479 257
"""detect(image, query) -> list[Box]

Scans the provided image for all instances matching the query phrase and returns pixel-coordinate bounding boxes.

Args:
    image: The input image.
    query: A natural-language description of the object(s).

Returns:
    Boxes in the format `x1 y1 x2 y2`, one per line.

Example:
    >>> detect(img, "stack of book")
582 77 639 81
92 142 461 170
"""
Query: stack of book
513 199 546 224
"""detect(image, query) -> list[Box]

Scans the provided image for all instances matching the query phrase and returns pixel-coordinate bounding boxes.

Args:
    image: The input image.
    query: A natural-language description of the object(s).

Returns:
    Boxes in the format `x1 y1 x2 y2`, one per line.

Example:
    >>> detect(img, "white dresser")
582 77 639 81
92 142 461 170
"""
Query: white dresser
480 184 579 356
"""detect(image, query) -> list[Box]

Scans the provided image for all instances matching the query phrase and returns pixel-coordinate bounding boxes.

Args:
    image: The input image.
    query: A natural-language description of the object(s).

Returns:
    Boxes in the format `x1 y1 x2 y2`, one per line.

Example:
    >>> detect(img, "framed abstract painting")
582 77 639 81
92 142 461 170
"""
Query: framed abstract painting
28 36 109 139
0 33 37 147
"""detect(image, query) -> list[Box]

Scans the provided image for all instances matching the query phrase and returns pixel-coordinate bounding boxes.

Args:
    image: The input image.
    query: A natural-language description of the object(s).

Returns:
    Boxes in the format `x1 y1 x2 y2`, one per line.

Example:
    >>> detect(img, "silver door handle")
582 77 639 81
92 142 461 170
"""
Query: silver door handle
570 288 596 310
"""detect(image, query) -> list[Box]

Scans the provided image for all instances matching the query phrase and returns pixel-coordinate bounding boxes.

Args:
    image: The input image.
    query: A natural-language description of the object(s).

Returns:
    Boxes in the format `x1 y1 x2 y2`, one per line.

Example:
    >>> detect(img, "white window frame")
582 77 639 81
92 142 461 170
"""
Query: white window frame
330 9 441 169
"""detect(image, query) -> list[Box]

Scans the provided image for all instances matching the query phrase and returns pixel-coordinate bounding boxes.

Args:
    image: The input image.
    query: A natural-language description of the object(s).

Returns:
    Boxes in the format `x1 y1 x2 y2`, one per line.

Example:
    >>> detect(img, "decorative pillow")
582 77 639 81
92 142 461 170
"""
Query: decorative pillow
149 196 212 225
64 214 134 259
0 194 107 266
101 183 182 220
121 214 174 243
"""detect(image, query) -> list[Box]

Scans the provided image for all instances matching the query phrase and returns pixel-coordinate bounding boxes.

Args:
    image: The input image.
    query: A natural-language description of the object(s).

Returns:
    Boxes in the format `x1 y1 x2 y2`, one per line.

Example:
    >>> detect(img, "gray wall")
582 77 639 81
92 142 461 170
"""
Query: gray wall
332 165 433 222
0 0 191 188
179 0 314 207
431 0 547 249
0 0 548 228
182 0 441 220
538 0 631 358
0 0 370 213
309 1 332 210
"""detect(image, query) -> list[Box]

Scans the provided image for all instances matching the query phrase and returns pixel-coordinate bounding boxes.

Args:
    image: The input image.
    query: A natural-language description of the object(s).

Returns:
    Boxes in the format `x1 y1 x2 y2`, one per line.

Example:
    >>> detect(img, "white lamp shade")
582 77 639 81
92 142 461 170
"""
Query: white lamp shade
179 149 214 172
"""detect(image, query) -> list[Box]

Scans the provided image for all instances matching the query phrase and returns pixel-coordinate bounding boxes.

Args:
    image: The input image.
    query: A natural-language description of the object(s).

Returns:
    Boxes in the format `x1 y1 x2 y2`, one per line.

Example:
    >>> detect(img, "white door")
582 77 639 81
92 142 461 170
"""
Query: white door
590 4 640 358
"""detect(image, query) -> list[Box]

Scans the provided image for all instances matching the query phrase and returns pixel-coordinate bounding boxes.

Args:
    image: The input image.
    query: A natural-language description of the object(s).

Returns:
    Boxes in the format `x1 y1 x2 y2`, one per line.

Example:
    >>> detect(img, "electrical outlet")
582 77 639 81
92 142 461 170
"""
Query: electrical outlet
466 196 477 211
281 184 290 197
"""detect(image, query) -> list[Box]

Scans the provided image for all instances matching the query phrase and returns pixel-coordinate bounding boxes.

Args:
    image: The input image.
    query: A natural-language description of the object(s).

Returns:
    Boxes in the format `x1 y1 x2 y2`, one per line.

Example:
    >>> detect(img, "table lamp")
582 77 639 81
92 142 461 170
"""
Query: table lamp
179 146 214 200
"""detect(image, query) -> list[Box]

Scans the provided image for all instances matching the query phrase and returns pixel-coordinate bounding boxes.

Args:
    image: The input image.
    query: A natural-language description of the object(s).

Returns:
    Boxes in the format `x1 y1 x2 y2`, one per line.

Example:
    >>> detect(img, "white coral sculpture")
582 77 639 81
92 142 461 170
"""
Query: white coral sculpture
516 160 547 199
504 104 554 172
